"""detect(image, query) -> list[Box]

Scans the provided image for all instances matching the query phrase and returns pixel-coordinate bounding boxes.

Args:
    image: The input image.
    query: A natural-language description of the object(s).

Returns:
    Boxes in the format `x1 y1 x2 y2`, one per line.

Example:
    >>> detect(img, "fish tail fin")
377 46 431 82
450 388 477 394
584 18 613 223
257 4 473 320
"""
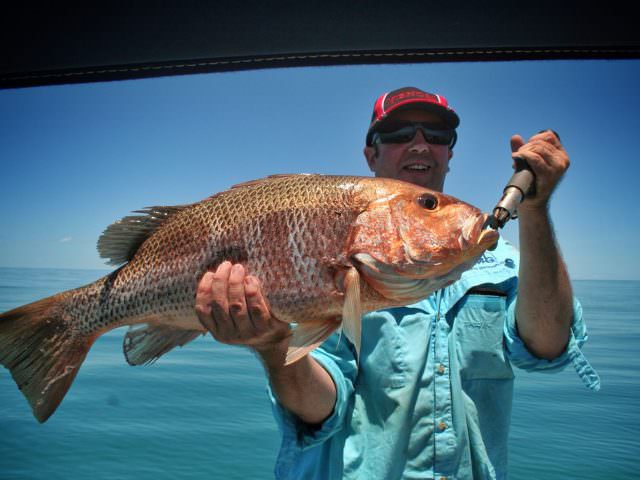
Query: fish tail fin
0 293 97 423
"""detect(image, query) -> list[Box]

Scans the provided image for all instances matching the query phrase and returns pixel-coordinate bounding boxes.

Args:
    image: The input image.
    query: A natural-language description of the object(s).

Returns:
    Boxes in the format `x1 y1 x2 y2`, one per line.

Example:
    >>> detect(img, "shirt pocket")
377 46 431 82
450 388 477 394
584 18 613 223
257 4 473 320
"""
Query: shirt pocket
452 294 514 380
361 309 427 390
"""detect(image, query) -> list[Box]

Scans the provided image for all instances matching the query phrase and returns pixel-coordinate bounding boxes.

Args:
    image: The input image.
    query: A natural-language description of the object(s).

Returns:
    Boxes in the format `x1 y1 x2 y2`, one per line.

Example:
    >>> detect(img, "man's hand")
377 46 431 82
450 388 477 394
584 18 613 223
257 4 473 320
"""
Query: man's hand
510 129 569 210
195 261 291 358
195 261 337 424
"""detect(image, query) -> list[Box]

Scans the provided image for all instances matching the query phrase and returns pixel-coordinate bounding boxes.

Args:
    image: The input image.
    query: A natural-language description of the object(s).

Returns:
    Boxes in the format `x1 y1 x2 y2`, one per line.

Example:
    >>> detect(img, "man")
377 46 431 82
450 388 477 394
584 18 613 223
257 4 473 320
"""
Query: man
194 87 599 479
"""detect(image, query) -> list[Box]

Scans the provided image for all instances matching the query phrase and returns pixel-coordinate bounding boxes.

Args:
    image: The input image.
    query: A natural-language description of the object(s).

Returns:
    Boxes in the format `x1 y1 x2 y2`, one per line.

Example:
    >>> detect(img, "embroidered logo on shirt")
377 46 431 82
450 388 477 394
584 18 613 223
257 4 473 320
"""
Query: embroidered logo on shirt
477 252 497 264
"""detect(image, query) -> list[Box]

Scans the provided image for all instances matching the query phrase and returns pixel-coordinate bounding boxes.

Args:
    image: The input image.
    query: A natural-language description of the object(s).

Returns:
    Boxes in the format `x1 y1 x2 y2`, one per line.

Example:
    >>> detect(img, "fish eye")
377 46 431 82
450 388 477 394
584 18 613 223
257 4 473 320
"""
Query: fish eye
417 193 438 210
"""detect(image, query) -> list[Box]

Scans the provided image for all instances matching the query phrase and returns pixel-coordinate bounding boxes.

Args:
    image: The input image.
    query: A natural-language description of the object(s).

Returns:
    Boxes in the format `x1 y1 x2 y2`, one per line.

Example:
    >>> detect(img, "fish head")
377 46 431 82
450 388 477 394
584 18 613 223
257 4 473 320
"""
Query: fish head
350 179 499 302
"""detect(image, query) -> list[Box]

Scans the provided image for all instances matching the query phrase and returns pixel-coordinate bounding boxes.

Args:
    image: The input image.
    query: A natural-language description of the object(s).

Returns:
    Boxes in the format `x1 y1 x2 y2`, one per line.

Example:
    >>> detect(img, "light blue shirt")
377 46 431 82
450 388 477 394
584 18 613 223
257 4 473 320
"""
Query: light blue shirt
268 238 600 479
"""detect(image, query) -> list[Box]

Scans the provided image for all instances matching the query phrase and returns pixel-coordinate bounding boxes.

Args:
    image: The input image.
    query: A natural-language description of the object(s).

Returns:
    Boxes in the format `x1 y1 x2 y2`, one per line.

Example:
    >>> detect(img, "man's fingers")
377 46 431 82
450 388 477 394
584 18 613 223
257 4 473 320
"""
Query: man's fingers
211 262 235 341
244 276 266 316
534 129 562 145
512 151 553 185
227 264 256 339
195 271 216 332
512 131 564 159
227 264 248 317
510 134 525 154
515 138 567 172
244 276 274 333
245 275 292 348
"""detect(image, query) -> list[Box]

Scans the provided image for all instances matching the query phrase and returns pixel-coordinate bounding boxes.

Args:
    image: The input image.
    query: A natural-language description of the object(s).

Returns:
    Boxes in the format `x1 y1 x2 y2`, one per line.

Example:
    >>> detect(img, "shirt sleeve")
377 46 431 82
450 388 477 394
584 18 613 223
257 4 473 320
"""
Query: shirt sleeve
267 331 358 450
504 294 601 391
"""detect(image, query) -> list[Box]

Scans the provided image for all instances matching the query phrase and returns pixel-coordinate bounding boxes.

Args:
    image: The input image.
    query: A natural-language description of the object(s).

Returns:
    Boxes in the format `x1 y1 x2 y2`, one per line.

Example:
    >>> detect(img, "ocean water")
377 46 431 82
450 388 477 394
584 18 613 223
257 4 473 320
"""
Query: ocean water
0 267 638 479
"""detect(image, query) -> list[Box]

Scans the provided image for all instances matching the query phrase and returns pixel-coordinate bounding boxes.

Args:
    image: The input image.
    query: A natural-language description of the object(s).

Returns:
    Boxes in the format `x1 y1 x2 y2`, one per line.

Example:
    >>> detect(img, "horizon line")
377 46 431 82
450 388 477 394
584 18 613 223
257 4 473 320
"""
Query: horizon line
0 265 637 282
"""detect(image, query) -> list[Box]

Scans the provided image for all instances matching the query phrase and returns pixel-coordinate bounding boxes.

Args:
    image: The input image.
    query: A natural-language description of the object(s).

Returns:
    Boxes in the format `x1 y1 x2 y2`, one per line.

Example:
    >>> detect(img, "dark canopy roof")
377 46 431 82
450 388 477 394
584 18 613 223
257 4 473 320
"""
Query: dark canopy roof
2 2 639 89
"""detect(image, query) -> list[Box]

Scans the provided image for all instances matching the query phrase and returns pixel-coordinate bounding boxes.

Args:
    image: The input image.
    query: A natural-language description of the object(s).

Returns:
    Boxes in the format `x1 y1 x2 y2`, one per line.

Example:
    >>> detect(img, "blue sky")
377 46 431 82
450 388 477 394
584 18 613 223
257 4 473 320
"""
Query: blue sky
1 59 638 280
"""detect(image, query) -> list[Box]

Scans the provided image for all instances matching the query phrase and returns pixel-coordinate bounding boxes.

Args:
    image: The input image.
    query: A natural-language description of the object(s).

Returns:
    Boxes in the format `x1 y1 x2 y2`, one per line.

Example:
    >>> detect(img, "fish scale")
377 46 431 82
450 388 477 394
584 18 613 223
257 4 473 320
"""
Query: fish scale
0 174 498 422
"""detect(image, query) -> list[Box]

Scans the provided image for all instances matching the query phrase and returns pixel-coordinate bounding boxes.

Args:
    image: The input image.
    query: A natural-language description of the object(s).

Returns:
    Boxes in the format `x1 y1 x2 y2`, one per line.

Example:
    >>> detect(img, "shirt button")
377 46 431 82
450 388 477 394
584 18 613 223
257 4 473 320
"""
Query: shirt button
438 421 447 431
437 364 446 374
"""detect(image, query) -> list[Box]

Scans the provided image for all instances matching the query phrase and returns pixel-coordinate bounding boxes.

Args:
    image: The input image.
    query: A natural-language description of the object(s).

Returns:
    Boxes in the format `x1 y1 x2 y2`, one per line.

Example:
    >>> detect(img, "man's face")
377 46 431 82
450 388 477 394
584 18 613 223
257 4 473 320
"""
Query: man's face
364 110 454 192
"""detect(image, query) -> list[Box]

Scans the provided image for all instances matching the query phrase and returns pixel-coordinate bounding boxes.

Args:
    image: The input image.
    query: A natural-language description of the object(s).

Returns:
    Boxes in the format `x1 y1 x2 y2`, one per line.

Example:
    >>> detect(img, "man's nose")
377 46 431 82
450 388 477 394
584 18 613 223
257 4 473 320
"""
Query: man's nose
408 129 430 153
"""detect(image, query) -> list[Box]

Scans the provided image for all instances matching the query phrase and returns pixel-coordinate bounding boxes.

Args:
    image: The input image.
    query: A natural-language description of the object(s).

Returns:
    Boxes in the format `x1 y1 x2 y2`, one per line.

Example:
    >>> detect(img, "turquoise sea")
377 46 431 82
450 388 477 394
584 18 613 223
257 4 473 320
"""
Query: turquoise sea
0 268 638 479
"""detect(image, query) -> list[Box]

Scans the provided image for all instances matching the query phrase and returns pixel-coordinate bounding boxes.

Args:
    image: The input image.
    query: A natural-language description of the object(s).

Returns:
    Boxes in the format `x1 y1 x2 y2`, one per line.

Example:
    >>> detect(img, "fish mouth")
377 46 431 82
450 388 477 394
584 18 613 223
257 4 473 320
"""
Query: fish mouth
458 213 499 250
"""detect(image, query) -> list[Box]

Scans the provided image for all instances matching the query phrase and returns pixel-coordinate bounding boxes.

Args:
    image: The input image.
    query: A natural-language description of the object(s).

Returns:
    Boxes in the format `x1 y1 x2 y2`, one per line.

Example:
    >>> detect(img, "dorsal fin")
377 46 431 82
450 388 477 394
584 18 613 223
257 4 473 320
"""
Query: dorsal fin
97 205 189 265
229 173 314 190
204 174 316 202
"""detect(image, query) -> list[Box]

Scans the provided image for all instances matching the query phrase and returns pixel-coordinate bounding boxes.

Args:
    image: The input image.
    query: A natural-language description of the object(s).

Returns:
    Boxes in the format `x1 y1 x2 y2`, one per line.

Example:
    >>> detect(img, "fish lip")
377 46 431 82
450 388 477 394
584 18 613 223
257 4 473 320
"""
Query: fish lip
476 214 500 248
478 228 499 247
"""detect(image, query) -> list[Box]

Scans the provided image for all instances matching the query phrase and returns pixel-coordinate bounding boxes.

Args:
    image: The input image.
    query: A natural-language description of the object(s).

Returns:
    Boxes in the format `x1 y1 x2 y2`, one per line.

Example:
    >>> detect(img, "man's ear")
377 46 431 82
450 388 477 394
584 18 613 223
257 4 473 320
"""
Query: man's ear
444 148 453 173
364 145 378 172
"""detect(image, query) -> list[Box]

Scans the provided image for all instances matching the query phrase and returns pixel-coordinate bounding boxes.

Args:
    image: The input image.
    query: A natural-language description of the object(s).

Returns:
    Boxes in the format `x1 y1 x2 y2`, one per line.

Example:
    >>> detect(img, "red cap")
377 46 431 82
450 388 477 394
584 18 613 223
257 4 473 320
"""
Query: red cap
366 87 460 145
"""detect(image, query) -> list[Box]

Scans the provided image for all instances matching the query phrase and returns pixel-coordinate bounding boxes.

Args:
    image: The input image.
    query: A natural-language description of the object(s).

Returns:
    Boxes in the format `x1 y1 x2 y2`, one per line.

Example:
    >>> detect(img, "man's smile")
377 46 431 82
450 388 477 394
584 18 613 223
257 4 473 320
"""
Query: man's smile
403 164 431 171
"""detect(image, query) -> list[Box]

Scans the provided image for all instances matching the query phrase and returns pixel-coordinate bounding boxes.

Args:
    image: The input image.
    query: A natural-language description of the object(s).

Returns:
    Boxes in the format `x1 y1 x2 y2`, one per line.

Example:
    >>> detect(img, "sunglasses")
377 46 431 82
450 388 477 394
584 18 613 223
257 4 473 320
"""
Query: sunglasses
371 123 457 148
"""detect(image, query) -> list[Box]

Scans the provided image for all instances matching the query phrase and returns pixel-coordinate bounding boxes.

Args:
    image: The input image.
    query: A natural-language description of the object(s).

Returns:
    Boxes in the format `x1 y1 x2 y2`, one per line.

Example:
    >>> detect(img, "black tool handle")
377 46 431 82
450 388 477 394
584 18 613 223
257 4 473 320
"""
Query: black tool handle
506 156 535 197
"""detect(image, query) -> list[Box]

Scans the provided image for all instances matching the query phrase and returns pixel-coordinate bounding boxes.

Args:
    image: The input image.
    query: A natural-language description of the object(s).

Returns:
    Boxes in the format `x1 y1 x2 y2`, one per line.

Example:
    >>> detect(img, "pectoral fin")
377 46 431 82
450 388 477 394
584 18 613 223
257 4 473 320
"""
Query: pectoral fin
341 267 362 361
285 319 341 366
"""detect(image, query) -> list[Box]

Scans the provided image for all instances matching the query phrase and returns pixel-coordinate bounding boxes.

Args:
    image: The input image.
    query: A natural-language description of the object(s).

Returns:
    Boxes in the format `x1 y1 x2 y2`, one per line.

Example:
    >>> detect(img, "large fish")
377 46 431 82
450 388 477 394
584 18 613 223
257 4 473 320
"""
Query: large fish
0 174 498 422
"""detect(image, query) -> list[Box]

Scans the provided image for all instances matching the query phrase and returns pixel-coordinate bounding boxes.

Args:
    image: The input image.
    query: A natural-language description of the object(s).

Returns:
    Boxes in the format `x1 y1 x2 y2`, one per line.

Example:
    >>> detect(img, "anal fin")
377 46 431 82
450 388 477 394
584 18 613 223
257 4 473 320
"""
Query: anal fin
124 323 204 366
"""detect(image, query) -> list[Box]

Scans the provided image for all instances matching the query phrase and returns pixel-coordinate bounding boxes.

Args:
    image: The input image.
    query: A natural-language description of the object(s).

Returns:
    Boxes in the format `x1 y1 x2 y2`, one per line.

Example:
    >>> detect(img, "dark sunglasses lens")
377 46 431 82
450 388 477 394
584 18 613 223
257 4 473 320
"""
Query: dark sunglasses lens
376 125 454 146
424 133 451 145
